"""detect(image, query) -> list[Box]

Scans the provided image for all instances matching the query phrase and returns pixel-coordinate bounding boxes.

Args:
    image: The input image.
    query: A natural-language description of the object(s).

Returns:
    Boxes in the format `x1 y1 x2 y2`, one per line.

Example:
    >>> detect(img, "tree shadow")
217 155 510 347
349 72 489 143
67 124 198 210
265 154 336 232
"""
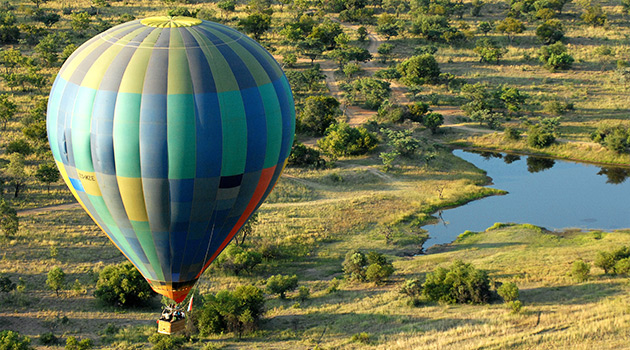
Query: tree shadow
520 281 624 305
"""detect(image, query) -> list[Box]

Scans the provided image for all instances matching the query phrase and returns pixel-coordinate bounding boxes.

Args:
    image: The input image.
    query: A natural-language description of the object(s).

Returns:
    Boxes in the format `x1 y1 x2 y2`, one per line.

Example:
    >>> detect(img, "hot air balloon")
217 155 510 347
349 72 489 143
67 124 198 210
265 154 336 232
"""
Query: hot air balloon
47 16 295 303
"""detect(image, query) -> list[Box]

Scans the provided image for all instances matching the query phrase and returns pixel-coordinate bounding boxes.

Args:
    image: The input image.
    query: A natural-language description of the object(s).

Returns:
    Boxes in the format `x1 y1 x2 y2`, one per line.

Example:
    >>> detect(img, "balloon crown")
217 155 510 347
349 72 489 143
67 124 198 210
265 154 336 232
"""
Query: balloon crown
140 16 202 28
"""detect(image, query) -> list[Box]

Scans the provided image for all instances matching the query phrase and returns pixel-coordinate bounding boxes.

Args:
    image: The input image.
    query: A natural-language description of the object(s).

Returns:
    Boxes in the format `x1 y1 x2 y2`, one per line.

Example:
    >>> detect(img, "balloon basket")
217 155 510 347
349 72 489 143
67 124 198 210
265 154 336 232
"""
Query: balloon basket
157 318 186 335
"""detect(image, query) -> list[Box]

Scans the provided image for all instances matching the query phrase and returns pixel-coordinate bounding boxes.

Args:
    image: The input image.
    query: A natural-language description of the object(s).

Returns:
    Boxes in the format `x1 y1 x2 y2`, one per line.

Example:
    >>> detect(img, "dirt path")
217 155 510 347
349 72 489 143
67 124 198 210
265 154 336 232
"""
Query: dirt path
17 202 80 216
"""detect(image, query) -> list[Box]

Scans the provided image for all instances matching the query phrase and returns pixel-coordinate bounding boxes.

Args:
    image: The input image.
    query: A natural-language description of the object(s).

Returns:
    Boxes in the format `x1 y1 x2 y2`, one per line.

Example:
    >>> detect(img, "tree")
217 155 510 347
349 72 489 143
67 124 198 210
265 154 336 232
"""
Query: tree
239 12 271 41
0 11 19 45
423 260 491 304
0 93 17 130
536 19 564 44
528 124 556 148
569 260 590 282
197 285 264 337
5 139 32 155
381 128 420 157
33 10 60 28
214 245 262 275
288 141 326 169
0 199 18 238
357 26 368 41
594 251 615 274
410 14 451 42
265 274 298 299
297 95 341 135
46 267 66 297
348 77 391 110
0 48 26 73
217 0 236 18
376 13 399 39
0 330 33 350
422 112 444 134
582 5 606 26
499 86 527 114
397 54 440 85
495 17 525 43
30 0 50 8
65 336 93 350
70 12 91 35
308 20 343 50
318 123 378 157
377 43 394 63
94 262 156 307
477 21 493 35
297 38 325 65
497 282 519 302
5 153 28 198
36 33 68 67
35 163 60 193
538 42 573 71
342 250 394 284
473 38 506 64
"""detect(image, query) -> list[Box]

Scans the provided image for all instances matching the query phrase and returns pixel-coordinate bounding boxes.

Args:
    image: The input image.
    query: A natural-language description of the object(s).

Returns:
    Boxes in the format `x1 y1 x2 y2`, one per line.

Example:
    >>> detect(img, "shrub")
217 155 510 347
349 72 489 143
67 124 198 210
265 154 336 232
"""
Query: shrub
46 267 66 297
297 95 341 135
527 125 555 148
64 336 92 350
342 250 394 284
397 54 440 85
349 77 391 109
581 5 606 26
5 139 32 155
615 258 630 276
504 127 521 141
422 260 491 304
214 245 262 276
473 38 506 63
590 125 630 153
0 330 32 350
381 128 420 158
350 332 371 344
0 274 15 293
508 300 523 314
147 334 185 350
39 332 58 345
497 282 519 302
400 278 423 297
317 123 378 157
93 262 156 307
265 274 298 299
569 260 590 282
288 141 326 169
197 285 264 336
536 19 564 44
297 286 310 301
538 42 573 71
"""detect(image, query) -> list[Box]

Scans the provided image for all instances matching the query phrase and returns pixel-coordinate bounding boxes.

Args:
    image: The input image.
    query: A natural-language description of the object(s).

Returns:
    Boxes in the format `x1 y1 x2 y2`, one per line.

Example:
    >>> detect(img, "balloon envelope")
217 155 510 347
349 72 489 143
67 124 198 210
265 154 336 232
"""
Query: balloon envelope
47 16 295 302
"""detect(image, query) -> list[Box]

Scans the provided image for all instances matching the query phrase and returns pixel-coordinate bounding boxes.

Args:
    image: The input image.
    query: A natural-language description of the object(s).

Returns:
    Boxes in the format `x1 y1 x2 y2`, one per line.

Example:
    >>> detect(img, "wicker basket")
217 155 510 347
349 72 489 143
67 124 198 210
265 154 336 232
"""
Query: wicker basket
157 318 186 335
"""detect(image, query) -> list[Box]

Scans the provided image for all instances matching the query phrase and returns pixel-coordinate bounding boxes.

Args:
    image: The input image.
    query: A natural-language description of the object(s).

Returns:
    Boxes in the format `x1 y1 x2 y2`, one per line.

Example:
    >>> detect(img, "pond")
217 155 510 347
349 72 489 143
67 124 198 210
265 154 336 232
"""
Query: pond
423 149 630 249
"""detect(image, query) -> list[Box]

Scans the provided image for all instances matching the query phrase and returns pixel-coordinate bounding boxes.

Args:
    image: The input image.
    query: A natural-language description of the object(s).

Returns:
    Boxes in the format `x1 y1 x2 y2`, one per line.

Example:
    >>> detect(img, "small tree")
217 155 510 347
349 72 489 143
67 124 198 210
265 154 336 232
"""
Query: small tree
569 260 590 282
581 5 607 27
527 124 555 148
5 153 29 198
473 38 506 64
46 267 66 297
197 285 264 337
536 19 564 44
65 336 93 350
298 95 341 135
495 17 525 43
0 93 17 130
215 245 262 275
288 141 326 169
217 0 236 18
35 163 60 193
377 43 394 64
94 262 156 307
422 112 444 134
538 42 573 71
423 260 491 304
397 54 440 86
265 274 298 299
0 199 18 237
497 282 519 302
239 12 271 41
0 274 15 293
400 278 422 298
70 12 91 35
0 330 33 350
317 123 379 157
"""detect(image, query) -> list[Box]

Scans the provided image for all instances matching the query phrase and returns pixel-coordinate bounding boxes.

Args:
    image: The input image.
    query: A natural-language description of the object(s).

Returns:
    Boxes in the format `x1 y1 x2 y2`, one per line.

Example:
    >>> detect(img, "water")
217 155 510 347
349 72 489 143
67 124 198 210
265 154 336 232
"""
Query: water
423 149 630 248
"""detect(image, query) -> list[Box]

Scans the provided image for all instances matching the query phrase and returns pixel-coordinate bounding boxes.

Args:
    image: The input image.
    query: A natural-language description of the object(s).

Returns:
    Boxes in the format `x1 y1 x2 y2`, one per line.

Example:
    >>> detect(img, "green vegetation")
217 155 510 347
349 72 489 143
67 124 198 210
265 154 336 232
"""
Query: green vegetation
1 0 629 348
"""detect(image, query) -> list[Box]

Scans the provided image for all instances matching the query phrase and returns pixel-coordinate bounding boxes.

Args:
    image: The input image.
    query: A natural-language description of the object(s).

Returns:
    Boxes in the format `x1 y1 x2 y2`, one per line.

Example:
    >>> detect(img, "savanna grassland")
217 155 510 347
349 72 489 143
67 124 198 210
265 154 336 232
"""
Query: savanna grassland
1 0 630 349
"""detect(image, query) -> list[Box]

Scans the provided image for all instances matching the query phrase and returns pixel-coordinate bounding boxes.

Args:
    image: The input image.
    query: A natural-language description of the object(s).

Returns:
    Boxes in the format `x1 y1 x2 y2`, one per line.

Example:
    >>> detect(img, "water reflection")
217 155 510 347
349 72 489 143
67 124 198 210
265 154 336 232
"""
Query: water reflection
423 150 630 248
597 167 630 184
526 157 555 173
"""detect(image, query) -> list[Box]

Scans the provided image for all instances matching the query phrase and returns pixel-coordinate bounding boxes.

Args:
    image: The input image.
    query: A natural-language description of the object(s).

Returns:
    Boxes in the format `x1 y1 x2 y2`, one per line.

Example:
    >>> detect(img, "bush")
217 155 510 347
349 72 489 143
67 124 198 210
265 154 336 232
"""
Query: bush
214 245 262 276
614 258 630 276
381 128 420 158
397 54 440 85
64 336 92 350
497 282 519 302
93 262 156 307
297 95 341 135
288 142 326 169
265 274 298 299
350 332 371 344
39 332 58 345
422 260 491 304
297 286 310 301
0 274 15 293
46 267 66 297
147 334 185 350
342 250 394 284
538 42 573 71
0 330 32 350
5 139 32 155
508 300 523 314
569 260 590 282
590 125 630 153
197 285 264 337
317 123 378 157
527 125 555 148
536 19 564 44
504 127 521 141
